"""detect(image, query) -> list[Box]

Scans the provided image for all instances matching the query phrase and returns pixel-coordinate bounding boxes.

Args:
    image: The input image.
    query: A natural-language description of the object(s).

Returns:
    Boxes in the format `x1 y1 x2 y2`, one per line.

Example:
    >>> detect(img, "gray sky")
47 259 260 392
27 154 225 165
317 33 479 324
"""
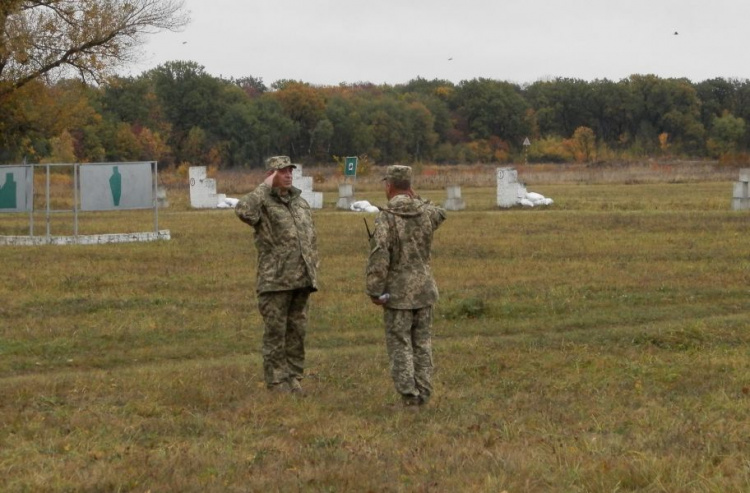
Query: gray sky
127 0 750 86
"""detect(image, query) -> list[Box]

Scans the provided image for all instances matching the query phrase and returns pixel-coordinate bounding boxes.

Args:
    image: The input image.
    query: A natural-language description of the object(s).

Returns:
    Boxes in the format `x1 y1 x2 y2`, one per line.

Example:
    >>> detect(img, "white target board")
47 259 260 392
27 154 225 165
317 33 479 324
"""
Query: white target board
80 162 153 211
0 166 32 212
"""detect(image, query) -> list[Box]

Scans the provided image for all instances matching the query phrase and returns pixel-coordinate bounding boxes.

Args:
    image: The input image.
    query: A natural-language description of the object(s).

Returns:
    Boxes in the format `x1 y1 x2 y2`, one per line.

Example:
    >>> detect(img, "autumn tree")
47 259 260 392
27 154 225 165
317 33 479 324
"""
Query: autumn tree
41 129 76 163
587 79 637 147
0 0 188 98
232 75 267 99
148 61 238 165
101 76 167 131
627 75 704 154
707 112 746 158
324 90 374 160
0 77 102 162
309 118 334 159
658 132 670 154
367 104 408 163
452 78 529 147
567 126 596 163
404 101 438 162
271 81 326 159
525 78 596 138
695 78 738 130
136 126 169 161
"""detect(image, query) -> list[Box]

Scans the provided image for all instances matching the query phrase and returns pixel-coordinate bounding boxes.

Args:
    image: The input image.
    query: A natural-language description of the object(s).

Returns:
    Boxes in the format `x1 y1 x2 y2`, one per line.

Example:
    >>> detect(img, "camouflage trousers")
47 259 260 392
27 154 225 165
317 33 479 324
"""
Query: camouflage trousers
383 306 433 401
257 288 311 387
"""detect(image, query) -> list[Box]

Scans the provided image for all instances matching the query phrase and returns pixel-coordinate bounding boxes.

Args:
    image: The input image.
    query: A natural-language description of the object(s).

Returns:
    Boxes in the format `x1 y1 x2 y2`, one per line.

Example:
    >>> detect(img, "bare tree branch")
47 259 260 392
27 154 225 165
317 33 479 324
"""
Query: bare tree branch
0 0 189 98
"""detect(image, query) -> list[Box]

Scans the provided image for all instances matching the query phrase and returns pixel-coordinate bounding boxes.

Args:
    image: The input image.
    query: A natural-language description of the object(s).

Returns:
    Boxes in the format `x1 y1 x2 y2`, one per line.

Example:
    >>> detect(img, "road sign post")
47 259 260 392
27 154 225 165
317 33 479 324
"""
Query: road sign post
522 137 531 165
345 157 358 179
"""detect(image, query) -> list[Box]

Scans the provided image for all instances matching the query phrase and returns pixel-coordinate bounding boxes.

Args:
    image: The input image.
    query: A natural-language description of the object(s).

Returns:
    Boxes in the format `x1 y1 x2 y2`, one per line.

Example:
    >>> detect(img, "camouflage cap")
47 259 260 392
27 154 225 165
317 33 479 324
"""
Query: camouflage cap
383 165 412 182
265 156 296 170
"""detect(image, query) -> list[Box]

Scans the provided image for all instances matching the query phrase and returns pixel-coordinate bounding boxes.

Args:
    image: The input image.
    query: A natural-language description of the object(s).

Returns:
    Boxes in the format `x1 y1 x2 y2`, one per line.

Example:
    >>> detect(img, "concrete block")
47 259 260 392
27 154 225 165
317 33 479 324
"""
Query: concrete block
444 198 466 211
733 181 749 199
732 197 750 211
497 167 525 208
337 196 355 209
0 230 171 246
446 185 462 199
294 176 314 191
444 185 465 210
157 186 169 208
289 165 322 207
302 191 323 209
189 167 222 208
496 167 519 186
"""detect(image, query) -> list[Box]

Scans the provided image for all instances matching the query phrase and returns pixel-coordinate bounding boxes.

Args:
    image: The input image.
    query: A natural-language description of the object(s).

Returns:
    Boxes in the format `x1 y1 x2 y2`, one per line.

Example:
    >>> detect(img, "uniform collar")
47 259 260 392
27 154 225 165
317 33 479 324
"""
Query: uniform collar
270 185 301 202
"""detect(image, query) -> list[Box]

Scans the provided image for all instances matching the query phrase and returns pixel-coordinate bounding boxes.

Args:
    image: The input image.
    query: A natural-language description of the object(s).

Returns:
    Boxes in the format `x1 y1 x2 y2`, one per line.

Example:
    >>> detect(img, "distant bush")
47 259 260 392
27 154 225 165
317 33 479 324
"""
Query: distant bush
528 136 572 163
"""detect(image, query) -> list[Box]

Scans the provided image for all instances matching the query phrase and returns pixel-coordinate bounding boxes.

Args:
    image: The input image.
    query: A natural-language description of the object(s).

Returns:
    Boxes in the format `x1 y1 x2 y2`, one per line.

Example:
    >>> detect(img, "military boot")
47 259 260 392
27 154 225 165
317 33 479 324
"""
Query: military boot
268 382 291 393
289 378 306 396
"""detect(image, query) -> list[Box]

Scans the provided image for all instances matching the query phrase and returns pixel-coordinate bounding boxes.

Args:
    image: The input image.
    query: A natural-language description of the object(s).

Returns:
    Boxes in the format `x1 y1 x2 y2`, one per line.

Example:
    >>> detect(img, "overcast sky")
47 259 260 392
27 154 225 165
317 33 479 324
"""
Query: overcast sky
126 0 750 87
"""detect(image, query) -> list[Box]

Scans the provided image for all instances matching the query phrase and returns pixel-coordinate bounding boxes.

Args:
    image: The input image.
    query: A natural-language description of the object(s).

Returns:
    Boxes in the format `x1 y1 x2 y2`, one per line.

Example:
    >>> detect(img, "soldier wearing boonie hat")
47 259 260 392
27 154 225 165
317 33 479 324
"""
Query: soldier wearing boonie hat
367 163 447 409
235 155 319 395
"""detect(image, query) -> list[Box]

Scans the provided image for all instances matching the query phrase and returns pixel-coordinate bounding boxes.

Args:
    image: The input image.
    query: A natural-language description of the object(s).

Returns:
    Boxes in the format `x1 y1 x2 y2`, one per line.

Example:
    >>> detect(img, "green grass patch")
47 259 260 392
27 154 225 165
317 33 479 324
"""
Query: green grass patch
2 181 750 491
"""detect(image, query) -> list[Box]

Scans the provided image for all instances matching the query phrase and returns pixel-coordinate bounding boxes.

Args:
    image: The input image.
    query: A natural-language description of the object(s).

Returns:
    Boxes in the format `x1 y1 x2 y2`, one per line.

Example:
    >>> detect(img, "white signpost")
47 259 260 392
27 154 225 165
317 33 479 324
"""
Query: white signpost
523 137 531 164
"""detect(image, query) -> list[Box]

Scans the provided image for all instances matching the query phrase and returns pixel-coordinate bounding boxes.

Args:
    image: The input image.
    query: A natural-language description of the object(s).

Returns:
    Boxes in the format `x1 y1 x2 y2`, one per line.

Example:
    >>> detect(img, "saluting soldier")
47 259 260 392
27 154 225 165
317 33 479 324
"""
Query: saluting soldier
236 156 320 394
366 165 446 408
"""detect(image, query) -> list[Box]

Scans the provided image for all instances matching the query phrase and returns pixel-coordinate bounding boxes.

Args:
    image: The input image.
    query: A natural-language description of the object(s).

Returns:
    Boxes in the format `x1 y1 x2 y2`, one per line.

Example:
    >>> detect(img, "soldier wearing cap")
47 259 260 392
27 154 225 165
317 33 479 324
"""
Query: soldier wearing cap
366 165 447 408
235 156 320 394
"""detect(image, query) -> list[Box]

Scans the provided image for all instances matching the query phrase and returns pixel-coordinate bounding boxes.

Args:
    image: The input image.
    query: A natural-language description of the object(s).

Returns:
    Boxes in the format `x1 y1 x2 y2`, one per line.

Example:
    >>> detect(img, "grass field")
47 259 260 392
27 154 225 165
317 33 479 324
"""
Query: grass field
1 172 750 491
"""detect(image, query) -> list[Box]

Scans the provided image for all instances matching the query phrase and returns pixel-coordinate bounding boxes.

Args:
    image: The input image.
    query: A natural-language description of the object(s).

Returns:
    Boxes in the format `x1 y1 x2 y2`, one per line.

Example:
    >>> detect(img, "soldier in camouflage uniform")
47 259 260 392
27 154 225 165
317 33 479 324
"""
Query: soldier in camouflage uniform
235 156 319 394
366 165 447 407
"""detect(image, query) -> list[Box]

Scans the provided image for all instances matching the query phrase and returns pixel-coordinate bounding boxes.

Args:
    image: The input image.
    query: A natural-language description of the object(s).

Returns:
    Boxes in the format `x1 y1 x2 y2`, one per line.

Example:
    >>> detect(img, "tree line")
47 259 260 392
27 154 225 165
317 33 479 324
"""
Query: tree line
2 2 749 168
2 60 750 168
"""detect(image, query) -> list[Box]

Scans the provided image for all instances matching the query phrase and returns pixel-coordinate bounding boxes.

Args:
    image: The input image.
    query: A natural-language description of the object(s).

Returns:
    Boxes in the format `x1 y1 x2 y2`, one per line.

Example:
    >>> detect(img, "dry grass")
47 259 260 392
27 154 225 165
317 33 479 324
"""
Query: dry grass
179 159 739 197
1 164 750 492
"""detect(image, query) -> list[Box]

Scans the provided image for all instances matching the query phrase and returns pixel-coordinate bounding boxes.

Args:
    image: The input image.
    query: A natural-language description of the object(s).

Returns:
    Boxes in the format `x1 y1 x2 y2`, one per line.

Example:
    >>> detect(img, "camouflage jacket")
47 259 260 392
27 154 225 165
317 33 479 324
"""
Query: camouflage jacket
366 194 446 309
235 183 319 293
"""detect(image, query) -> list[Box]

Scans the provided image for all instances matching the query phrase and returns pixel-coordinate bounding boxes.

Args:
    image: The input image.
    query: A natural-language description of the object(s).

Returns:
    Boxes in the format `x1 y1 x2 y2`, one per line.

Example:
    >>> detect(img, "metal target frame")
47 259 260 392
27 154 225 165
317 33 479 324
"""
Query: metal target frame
0 161 170 246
